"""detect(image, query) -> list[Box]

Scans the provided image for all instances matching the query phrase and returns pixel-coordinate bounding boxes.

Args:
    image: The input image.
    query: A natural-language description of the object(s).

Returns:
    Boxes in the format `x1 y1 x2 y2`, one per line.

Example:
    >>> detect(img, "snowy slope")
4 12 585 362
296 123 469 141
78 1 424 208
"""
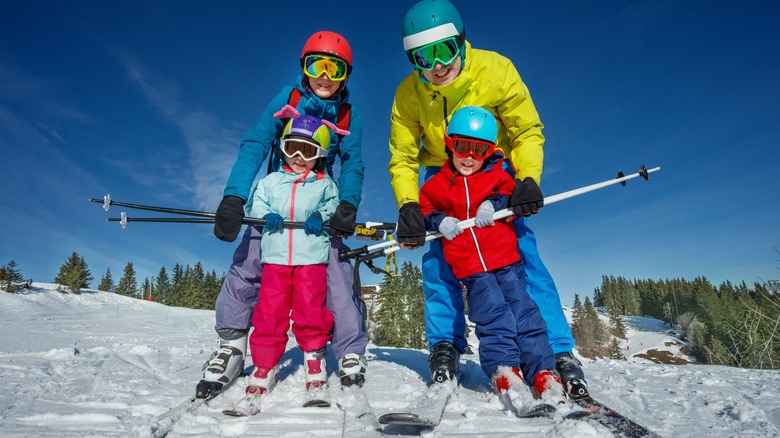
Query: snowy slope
1 284 779 437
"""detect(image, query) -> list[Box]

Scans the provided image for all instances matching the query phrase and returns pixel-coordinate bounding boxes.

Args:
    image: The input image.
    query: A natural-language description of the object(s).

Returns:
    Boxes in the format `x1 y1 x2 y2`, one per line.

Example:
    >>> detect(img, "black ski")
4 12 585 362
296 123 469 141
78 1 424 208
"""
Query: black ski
377 380 456 428
575 397 660 437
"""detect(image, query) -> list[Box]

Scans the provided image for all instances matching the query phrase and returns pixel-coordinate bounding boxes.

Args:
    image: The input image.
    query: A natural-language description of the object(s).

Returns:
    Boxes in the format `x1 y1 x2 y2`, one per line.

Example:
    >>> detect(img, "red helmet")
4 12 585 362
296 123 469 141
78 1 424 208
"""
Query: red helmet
301 31 353 68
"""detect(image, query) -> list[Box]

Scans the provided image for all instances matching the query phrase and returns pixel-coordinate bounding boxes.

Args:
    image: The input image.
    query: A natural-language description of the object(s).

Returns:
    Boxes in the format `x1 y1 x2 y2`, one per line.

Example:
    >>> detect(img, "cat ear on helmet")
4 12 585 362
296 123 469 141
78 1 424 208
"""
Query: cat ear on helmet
273 105 301 119
321 119 350 136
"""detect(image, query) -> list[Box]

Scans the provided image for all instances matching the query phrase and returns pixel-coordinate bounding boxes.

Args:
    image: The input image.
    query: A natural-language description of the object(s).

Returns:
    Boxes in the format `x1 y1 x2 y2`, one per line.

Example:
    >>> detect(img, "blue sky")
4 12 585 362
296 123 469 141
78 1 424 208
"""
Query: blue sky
2 1 779 305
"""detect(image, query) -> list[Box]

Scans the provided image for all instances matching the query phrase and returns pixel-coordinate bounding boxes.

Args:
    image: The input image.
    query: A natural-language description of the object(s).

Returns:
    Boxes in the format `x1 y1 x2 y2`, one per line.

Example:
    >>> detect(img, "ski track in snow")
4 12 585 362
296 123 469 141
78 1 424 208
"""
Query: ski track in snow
1 284 779 437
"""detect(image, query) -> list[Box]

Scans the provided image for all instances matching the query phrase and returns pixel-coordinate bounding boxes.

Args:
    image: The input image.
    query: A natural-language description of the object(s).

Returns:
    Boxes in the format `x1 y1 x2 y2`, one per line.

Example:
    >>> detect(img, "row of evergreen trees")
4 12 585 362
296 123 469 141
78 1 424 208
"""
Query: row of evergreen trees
1 252 225 310
593 275 780 369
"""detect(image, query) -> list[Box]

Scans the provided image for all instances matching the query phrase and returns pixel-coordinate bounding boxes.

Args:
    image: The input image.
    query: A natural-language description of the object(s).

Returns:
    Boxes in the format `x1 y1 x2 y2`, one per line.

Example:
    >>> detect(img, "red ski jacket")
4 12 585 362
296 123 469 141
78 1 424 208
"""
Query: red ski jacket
419 154 521 280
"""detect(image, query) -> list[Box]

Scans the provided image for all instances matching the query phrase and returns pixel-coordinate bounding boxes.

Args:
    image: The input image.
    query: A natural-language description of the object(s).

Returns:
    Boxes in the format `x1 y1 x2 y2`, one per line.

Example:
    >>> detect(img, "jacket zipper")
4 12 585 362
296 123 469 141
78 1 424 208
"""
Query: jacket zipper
463 177 488 272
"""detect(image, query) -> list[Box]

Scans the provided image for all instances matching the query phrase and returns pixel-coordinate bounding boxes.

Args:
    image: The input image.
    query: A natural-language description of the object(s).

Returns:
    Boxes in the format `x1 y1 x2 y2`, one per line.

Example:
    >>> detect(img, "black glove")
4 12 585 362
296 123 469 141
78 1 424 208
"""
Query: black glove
329 201 357 238
396 202 426 248
214 195 245 242
510 177 544 217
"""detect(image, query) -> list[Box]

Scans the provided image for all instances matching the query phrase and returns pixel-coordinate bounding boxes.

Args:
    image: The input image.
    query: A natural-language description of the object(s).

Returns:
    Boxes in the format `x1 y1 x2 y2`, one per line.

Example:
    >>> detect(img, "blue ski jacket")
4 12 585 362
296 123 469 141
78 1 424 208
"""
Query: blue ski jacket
223 75 364 210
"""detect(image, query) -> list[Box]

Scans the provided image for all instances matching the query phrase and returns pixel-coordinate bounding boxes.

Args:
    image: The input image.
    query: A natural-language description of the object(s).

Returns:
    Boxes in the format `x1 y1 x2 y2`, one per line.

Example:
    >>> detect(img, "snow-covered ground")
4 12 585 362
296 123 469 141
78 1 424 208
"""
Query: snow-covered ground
1 284 779 437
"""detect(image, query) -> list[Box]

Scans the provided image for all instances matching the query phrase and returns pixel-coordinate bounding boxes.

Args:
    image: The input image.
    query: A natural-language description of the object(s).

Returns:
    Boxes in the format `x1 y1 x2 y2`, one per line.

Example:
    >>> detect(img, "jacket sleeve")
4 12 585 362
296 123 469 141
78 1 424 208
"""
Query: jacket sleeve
248 177 272 219
388 76 423 209
419 179 447 232
335 107 364 210
222 87 293 202
317 178 340 222
493 59 545 184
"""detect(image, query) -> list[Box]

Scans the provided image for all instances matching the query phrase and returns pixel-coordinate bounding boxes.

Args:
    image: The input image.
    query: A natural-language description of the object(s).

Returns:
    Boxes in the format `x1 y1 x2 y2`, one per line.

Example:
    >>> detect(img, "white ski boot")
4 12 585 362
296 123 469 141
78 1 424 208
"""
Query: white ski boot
303 347 330 407
338 353 367 388
222 366 278 417
196 334 247 399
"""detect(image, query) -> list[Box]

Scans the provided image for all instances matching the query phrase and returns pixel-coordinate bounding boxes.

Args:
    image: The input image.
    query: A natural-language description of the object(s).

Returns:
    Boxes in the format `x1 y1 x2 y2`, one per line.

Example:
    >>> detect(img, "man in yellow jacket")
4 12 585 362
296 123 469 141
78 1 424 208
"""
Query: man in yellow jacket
389 0 589 400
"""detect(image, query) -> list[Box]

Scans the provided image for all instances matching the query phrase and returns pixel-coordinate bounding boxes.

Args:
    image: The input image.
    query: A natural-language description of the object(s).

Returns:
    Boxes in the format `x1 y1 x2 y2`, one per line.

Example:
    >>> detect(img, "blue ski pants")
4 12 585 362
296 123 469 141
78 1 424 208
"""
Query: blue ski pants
214 225 368 359
422 166 574 355
461 261 555 381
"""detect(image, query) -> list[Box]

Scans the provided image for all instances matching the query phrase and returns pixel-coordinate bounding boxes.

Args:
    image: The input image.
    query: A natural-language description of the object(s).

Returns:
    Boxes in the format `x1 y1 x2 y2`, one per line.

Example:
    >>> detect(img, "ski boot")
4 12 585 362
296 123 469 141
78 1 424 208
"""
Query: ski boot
428 341 460 384
247 365 278 394
303 347 330 407
195 333 247 399
491 366 526 394
532 369 566 405
555 352 589 400
338 353 367 388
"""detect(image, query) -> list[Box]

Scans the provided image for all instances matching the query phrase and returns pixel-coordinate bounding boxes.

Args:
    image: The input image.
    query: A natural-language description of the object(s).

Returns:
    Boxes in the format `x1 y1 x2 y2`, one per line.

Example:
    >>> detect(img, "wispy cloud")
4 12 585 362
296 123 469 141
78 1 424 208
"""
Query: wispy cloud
112 50 241 210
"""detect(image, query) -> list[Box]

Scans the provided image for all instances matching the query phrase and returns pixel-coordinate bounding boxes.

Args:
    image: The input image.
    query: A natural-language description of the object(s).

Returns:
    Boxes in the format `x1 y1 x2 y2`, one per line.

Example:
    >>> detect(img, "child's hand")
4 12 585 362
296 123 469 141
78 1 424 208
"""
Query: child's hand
304 211 324 235
438 216 463 241
474 200 495 228
263 213 284 233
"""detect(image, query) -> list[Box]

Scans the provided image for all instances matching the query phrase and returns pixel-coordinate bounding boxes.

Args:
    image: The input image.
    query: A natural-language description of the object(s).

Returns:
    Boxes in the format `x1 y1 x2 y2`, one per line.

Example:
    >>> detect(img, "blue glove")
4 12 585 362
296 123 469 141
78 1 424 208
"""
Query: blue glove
474 200 495 228
263 213 284 234
438 216 463 241
303 211 323 235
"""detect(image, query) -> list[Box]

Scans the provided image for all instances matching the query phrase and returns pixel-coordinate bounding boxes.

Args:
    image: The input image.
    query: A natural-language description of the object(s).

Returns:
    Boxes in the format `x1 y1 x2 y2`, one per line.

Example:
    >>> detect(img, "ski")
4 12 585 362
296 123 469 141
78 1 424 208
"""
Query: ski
575 397 660 437
222 390 264 417
497 391 558 419
303 384 331 408
377 379 456 428
336 386 382 438
151 396 207 437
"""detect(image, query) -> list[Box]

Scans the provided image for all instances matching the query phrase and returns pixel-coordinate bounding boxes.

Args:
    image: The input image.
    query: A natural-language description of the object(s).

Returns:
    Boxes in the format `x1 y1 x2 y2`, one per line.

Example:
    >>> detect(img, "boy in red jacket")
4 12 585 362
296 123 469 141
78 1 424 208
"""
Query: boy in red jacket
419 106 565 403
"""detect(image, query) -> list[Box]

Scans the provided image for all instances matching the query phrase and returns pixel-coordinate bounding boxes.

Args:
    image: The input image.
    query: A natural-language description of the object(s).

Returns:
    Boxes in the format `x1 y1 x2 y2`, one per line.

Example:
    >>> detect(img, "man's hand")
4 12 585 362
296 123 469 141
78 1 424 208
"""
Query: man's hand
396 202 426 249
214 195 245 242
510 177 544 217
329 201 357 239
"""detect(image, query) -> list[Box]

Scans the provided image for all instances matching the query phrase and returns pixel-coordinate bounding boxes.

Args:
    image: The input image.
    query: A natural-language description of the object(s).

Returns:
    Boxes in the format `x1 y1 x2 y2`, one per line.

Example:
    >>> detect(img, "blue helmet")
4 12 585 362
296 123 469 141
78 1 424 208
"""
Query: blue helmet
446 106 498 143
401 0 466 68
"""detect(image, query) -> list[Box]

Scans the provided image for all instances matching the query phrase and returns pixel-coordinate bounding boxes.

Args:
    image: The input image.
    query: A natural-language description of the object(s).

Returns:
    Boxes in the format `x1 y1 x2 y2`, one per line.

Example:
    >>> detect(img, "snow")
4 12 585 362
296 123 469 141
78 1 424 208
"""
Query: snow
2 284 780 437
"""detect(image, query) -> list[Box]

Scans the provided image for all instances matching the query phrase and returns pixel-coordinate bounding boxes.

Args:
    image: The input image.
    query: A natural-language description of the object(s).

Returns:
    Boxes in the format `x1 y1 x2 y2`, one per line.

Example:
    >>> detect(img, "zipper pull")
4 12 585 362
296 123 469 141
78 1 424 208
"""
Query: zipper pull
430 90 440 106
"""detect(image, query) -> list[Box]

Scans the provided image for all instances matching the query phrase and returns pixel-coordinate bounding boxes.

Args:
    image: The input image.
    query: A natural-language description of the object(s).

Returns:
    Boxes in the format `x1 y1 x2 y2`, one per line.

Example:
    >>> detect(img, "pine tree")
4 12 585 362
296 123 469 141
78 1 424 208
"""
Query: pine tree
2 260 25 293
154 266 170 304
53 252 93 294
98 268 115 292
609 337 625 360
373 261 427 350
608 305 628 339
115 262 138 297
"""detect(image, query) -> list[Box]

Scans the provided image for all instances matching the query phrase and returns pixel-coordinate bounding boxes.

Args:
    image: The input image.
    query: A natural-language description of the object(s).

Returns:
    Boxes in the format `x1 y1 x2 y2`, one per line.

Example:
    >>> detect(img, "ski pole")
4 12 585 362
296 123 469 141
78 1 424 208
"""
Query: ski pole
344 165 660 260
106 213 395 242
89 194 216 218
93 194 397 235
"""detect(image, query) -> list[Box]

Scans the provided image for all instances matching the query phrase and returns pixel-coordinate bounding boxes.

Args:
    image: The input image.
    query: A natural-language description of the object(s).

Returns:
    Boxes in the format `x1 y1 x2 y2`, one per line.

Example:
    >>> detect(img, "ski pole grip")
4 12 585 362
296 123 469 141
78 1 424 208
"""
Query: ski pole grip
339 246 370 261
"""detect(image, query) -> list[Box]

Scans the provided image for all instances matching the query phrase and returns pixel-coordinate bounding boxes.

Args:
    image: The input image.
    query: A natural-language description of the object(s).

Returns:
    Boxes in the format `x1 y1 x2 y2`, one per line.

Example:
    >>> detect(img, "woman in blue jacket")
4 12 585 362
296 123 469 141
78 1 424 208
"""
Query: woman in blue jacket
197 31 367 399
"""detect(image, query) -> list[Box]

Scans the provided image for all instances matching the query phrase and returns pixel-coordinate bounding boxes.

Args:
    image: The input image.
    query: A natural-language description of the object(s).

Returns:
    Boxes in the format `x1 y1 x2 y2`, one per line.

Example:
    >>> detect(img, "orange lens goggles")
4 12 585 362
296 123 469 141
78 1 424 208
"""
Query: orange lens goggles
444 135 496 160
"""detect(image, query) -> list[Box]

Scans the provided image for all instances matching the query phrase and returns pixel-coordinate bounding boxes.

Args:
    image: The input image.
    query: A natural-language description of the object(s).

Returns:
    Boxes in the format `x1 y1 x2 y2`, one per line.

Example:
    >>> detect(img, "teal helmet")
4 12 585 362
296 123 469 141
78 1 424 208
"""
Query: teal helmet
401 0 466 68
447 106 498 143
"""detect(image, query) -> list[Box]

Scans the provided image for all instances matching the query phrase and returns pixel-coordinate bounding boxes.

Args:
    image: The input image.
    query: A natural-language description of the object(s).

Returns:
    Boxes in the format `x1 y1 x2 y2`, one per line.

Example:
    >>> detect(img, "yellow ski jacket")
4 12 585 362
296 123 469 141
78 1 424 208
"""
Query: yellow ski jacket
388 41 545 208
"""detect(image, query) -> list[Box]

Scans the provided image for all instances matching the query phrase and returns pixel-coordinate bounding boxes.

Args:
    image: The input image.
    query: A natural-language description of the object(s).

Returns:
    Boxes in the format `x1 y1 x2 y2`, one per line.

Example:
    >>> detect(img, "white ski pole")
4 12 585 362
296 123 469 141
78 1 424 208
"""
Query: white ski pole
374 165 661 258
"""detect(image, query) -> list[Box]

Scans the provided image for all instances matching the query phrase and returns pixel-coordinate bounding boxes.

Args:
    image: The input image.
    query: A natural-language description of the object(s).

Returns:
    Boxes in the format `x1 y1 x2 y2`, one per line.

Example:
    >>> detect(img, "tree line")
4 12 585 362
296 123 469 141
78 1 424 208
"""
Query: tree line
1 252 224 310
592 275 780 369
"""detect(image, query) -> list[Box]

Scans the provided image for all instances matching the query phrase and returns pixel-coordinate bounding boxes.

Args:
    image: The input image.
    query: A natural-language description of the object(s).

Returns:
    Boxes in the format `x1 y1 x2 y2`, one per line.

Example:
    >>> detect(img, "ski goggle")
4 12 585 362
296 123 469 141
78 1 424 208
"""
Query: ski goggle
444 135 496 160
281 138 327 161
409 37 461 71
303 54 349 81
